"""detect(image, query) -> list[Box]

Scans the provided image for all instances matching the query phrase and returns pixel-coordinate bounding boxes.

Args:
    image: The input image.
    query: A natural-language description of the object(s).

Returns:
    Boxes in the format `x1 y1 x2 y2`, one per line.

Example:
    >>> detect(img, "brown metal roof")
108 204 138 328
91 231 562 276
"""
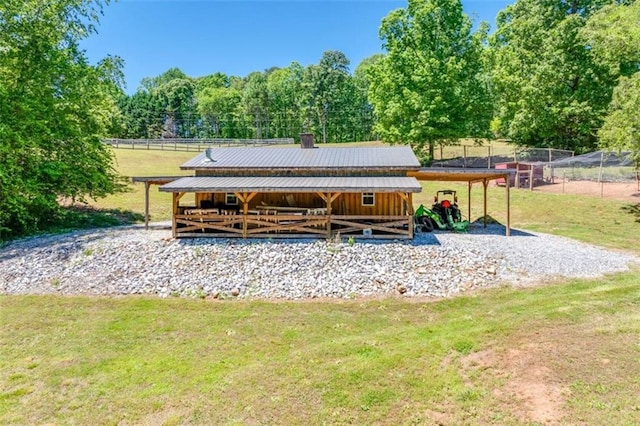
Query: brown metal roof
180 146 421 170
159 176 422 193
408 168 515 183
132 176 184 184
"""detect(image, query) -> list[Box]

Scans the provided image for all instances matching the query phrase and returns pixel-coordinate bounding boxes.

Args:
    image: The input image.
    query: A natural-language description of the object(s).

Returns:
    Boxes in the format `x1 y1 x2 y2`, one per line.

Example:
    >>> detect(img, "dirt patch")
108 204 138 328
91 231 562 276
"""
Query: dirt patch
458 346 565 424
533 180 640 203
456 318 640 425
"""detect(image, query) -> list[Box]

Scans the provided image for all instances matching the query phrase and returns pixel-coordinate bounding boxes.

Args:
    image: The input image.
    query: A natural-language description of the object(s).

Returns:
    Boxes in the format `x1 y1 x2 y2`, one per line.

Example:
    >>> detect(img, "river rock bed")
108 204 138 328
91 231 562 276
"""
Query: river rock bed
0 224 637 299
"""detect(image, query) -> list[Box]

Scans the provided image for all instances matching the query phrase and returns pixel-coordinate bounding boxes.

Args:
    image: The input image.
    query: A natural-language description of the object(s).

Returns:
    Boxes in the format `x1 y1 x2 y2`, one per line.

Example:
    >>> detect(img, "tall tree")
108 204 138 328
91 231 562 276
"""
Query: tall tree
353 55 383 141
0 0 126 238
489 0 613 152
197 87 242 138
242 72 270 139
267 62 305 139
581 1 640 162
368 0 492 161
303 51 352 143
154 78 197 138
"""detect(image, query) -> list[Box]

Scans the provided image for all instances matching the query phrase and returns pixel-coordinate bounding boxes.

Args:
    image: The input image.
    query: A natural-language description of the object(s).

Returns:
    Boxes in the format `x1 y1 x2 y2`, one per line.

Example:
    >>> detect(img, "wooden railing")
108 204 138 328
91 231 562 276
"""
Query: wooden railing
174 212 412 239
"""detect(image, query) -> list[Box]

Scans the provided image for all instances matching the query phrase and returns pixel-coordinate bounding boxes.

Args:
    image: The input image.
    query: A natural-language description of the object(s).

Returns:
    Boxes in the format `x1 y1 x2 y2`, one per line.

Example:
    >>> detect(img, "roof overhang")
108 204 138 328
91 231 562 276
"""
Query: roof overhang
408 168 515 183
159 176 422 193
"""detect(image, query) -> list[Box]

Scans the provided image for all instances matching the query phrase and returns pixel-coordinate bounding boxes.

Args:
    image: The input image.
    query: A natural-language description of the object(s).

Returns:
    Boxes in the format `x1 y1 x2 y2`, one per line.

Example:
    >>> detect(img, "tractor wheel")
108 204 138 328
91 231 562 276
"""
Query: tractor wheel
419 216 434 232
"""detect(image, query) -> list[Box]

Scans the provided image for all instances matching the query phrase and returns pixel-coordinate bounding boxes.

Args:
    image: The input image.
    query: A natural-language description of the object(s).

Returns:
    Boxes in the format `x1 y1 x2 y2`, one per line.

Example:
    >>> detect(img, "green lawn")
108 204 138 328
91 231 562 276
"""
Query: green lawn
2 144 640 424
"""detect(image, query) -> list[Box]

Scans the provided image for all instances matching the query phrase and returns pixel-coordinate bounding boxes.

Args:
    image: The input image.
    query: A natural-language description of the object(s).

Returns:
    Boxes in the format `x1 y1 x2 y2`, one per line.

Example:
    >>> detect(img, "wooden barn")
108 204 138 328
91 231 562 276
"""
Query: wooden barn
159 141 422 239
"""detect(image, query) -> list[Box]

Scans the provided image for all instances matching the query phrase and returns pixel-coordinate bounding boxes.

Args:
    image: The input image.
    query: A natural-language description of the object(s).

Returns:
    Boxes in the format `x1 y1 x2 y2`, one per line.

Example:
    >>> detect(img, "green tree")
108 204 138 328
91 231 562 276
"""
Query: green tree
581 1 640 162
598 74 640 163
140 67 189 92
302 51 352 143
154 78 197 138
0 0 126 238
267 62 305 139
352 55 383 141
115 90 164 138
197 87 242 138
242 72 270 139
489 0 613 152
368 0 492 161
194 72 229 94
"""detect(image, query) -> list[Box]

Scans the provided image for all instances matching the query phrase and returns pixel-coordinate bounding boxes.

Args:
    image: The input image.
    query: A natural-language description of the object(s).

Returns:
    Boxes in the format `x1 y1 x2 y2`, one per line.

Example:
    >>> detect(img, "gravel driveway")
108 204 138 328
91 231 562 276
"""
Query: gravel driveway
1 223 637 299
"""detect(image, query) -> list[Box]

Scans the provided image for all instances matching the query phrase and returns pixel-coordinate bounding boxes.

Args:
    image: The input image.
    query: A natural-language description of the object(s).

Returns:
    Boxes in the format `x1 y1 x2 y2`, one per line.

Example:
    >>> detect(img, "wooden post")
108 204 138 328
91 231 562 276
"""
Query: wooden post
172 192 178 238
463 145 467 168
529 168 534 191
483 179 488 228
326 192 332 239
506 180 511 236
408 193 414 238
242 193 249 238
467 181 472 222
144 181 150 230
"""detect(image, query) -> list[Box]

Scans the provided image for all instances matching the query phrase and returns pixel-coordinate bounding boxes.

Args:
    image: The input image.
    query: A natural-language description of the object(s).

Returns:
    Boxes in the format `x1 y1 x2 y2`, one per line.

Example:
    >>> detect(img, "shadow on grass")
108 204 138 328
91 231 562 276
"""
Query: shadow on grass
621 203 640 223
51 204 144 231
1 205 144 245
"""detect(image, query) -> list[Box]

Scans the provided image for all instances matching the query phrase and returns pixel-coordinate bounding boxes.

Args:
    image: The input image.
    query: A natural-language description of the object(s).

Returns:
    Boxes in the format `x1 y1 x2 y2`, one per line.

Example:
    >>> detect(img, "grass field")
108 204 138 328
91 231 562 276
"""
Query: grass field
1 144 640 424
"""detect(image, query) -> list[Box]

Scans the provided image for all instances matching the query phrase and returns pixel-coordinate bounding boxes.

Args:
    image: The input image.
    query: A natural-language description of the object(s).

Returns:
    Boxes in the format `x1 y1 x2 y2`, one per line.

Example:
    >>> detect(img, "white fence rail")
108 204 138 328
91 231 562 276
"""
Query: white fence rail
103 138 295 152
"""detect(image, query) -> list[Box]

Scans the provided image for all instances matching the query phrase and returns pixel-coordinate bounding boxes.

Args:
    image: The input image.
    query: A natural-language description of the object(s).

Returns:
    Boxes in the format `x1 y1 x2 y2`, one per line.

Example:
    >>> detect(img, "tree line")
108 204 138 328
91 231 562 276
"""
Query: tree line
111 51 376 144
1 0 638 238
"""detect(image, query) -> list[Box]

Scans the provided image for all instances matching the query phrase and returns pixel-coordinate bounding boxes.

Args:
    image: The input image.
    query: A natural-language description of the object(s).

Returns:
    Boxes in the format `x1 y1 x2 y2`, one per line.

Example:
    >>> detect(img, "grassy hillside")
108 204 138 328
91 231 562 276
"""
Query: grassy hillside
2 143 639 424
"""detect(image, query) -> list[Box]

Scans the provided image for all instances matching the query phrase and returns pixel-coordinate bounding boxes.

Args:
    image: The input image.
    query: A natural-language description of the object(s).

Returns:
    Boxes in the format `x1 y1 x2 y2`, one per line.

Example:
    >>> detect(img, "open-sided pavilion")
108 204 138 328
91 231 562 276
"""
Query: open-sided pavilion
133 146 514 238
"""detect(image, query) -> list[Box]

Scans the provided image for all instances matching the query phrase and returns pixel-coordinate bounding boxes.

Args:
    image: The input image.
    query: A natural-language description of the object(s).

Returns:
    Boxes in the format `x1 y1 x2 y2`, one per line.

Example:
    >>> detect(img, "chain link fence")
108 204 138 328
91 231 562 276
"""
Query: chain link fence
432 146 574 169
432 145 639 198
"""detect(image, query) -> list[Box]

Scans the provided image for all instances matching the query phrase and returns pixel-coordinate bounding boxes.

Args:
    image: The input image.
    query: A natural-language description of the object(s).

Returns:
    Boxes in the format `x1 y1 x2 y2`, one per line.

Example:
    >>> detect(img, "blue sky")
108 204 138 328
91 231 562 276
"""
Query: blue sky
82 0 510 93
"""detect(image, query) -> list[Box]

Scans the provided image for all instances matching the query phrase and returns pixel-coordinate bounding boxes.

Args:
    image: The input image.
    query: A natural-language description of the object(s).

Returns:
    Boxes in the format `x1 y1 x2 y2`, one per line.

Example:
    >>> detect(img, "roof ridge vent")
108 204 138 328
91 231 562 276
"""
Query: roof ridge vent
205 148 216 162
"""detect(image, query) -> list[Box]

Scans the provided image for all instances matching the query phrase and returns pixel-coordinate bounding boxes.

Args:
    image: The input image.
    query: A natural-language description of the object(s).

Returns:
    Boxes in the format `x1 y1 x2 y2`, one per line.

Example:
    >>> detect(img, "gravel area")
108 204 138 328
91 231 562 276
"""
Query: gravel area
0 223 637 299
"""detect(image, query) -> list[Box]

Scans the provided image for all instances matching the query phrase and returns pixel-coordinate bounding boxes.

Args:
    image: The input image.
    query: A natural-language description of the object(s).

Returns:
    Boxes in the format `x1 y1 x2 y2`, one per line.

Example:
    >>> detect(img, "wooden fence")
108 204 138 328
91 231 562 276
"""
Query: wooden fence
103 138 295 152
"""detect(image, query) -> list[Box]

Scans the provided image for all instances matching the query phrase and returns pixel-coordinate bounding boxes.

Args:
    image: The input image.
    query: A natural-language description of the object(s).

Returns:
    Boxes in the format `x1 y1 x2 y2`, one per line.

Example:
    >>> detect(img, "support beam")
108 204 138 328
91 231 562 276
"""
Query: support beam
325 192 333 238
506 181 511 236
483 179 489 228
408 192 414 237
172 193 179 238
242 194 249 238
234 191 257 205
144 181 150 230
467 181 472 223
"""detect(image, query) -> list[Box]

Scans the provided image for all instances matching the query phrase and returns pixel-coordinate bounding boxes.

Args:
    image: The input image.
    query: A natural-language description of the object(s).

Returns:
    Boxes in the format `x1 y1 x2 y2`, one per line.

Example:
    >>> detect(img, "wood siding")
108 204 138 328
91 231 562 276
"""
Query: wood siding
195 192 408 216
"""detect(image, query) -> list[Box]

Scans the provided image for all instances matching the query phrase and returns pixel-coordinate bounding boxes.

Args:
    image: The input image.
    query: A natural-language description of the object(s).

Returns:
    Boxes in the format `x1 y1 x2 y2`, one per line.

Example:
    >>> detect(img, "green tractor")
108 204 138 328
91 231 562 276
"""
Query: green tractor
415 190 470 233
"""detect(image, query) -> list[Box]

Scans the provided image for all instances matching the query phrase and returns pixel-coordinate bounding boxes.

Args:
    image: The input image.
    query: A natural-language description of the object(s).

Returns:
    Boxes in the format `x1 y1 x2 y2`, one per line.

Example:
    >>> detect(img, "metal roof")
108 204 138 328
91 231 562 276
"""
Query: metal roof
180 146 421 170
159 176 422 193
408 168 515 183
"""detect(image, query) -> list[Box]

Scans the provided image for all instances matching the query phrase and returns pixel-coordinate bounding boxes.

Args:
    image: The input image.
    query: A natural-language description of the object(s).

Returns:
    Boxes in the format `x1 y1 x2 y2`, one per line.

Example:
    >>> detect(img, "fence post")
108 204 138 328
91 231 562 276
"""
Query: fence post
463 145 467 168
487 146 491 169
597 151 604 183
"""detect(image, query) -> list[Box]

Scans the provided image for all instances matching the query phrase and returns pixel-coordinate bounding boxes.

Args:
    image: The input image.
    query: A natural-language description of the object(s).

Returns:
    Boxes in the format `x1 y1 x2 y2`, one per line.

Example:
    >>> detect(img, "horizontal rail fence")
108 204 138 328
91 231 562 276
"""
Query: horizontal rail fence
103 138 295 152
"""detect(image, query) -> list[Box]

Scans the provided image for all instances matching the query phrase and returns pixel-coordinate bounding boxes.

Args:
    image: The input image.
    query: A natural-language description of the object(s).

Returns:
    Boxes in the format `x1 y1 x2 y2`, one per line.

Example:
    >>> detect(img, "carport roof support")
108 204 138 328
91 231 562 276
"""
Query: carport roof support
132 176 184 230
408 168 514 236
